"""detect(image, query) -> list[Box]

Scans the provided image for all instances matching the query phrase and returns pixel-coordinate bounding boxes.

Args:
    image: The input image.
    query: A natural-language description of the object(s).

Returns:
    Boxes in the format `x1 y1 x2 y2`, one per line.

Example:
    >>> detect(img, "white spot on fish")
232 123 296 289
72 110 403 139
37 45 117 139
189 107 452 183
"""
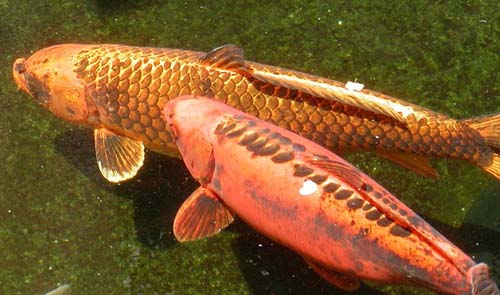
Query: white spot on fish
299 180 318 196
345 81 365 91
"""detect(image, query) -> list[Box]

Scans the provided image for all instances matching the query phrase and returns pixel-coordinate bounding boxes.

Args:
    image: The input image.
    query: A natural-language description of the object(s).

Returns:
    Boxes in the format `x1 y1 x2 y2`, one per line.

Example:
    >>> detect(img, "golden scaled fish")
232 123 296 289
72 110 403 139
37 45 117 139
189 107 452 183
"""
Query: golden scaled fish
12 44 500 182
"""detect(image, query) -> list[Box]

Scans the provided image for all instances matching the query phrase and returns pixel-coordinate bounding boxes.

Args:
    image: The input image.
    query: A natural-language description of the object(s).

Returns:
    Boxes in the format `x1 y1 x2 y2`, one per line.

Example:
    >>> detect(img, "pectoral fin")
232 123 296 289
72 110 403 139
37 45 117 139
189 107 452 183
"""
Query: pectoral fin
94 128 145 183
304 258 360 291
174 186 234 242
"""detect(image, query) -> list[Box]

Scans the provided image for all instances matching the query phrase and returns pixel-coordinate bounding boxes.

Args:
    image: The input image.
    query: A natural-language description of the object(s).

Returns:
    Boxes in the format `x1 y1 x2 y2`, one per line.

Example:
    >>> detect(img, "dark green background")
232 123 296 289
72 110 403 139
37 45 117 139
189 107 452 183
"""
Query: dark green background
0 1 498 294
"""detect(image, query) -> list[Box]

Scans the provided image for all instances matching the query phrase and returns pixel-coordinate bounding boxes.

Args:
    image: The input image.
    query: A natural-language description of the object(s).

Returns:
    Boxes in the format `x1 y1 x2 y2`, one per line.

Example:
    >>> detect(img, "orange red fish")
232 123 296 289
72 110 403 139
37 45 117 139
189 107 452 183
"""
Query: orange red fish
12 44 500 182
163 95 499 295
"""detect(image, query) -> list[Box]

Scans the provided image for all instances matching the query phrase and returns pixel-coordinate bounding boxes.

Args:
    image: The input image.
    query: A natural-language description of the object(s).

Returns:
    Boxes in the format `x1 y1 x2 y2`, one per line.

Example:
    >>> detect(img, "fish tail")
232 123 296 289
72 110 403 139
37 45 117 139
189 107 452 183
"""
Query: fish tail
464 113 500 150
463 113 500 179
467 263 499 295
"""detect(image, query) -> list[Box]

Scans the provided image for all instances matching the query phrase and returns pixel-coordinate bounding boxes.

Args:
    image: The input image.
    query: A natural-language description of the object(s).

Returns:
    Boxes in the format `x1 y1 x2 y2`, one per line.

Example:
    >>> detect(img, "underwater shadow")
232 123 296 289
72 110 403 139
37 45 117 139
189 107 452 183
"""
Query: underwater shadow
54 128 197 249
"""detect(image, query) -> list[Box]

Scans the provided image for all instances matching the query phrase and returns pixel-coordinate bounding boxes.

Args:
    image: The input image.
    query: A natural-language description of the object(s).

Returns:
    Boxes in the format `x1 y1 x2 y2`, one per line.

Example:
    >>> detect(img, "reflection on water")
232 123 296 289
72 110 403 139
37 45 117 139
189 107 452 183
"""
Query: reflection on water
0 1 498 294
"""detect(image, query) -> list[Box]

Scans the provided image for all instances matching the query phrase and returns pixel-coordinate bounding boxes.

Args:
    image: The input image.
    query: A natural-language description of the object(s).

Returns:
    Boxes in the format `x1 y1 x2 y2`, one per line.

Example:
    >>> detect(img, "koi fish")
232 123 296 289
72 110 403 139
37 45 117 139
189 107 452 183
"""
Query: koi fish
12 44 500 182
163 95 499 295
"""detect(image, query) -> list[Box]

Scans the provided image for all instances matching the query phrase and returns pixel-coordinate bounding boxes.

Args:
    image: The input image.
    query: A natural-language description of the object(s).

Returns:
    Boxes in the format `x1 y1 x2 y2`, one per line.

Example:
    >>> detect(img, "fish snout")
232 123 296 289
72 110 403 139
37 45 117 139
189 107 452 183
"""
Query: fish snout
12 58 28 92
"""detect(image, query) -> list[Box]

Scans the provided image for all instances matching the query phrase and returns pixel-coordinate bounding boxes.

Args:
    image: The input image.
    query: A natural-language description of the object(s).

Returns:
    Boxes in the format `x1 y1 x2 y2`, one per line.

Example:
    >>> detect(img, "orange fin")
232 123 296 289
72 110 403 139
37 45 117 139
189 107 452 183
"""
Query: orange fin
467 263 499 295
173 187 234 242
300 155 365 189
377 150 439 178
463 113 500 149
200 44 248 74
304 258 360 291
94 128 145 183
248 64 430 126
483 153 500 180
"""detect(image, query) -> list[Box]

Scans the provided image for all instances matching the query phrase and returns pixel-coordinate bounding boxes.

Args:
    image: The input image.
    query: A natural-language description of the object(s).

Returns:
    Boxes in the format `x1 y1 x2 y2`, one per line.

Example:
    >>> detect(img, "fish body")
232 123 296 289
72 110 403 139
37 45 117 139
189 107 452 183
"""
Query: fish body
13 44 500 182
164 96 498 295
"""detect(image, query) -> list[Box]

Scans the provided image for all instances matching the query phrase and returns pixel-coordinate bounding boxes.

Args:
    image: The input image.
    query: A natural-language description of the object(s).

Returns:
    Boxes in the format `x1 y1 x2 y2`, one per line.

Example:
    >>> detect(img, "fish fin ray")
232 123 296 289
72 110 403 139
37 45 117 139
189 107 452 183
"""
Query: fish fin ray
94 128 145 182
174 187 234 242
467 263 499 295
248 65 428 126
300 155 365 189
464 113 500 149
303 257 360 291
377 150 439 178
483 153 500 180
200 44 248 74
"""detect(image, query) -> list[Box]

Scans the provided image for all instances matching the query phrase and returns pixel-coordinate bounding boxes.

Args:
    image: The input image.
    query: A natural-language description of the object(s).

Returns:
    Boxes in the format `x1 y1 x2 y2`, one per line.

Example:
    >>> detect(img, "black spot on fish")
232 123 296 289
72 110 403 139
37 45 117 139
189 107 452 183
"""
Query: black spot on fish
216 121 236 134
65 107 76 115
247 138 268 152
323 182 340 193
361 183 373 192
212 178 222 191
256 143 280 156
335 189 353 200
389 203 397 210
226 127 247 138
390 224 411 238
377 217 393 227
382 198 390 204
258 128 270 134
246 120 257 128
398 209 408 216
292 143 306 152
308 174 328 185
269 132 281 139
373 192 383 199
293 164 314 177
271 151 294 163
347 198 364 210
277 136 292 145
362 203 373 211
239 132 259 145
366 209 382 221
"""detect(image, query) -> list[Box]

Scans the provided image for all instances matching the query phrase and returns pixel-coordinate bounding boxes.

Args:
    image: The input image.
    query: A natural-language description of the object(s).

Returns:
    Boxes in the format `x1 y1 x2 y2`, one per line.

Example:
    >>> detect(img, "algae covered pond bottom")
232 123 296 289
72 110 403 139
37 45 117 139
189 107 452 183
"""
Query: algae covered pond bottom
0 1 498 294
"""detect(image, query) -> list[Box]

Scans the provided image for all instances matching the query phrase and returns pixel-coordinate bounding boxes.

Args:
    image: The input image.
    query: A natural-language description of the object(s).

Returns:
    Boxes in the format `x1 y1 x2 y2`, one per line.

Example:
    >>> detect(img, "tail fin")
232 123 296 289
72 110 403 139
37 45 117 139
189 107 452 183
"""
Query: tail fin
467 263 499 295
464 113 500 180
464 113 500 150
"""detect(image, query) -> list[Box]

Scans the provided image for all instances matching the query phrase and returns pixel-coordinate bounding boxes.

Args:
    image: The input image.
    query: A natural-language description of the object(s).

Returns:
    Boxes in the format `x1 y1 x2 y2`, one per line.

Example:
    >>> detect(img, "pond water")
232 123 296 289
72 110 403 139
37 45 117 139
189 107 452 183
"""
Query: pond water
0 1 498 294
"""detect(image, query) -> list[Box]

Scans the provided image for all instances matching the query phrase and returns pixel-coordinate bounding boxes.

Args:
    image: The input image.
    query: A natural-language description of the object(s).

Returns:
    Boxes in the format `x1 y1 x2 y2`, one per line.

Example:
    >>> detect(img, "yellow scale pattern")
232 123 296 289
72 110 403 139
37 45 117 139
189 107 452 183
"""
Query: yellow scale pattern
73 45 491 166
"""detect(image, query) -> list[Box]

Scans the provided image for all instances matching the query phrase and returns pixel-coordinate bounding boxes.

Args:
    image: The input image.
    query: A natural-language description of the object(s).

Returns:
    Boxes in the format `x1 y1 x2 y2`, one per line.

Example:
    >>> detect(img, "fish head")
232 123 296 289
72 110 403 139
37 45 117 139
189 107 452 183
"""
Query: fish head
13 44 97 125
163 96 227 183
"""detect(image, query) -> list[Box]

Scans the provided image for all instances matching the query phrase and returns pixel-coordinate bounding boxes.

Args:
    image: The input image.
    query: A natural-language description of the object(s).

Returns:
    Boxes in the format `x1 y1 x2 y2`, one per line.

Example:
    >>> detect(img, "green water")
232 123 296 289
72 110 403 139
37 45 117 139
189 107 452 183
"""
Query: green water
1 1 498 294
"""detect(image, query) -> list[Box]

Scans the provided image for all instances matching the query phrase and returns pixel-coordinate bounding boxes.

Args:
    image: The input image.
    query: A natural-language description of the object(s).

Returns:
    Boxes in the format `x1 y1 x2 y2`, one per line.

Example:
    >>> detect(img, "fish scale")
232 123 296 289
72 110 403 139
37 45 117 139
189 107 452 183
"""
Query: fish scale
73 44 492 166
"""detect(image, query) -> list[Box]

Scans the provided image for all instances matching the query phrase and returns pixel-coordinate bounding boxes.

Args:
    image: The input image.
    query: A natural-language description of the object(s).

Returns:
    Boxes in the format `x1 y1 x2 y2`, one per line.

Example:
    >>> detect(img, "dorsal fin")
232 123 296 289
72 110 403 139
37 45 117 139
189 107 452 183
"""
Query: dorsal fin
301 154 475 274
247 63 433 127
173 186 234 242
200 44 248 73
94 127 145 183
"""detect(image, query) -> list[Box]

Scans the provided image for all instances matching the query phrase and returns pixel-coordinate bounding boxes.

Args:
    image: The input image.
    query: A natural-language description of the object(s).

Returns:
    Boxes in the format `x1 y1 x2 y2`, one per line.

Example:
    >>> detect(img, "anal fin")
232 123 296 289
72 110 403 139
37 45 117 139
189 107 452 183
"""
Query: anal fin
94 128 145 182
304 258 360 291
174 187 234 242
377 150 438 178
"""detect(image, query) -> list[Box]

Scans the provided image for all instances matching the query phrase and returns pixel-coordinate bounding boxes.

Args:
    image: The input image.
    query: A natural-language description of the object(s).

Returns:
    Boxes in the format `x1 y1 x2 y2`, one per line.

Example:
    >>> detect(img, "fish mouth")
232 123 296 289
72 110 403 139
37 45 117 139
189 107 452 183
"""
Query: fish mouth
12 58 29 93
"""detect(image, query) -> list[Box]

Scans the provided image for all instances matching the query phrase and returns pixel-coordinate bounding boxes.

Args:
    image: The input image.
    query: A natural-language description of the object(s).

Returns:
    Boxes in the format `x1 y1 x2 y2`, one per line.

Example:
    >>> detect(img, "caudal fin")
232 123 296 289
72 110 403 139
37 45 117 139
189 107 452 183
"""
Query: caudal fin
464 113 500 180
467 263 499 295
464 113 500 150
